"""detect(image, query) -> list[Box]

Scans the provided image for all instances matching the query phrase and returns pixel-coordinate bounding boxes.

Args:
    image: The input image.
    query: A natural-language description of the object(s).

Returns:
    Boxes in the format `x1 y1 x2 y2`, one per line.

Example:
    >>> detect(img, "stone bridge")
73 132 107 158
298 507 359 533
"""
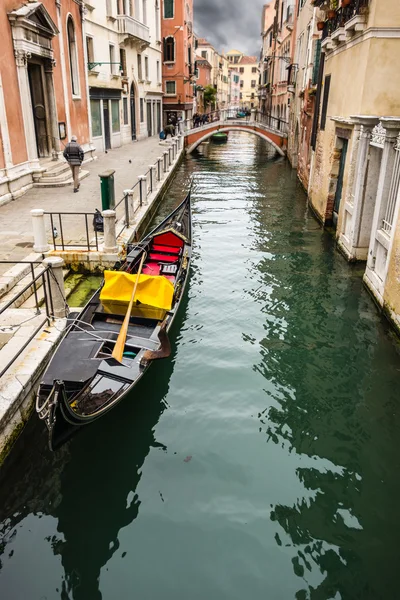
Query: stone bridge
184 114 288 155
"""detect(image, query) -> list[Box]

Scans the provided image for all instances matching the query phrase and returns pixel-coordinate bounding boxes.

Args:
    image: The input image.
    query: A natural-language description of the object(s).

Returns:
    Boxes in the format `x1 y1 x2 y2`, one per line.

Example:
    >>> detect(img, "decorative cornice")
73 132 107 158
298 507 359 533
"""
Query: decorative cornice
370 122 386 148
14 49 31 67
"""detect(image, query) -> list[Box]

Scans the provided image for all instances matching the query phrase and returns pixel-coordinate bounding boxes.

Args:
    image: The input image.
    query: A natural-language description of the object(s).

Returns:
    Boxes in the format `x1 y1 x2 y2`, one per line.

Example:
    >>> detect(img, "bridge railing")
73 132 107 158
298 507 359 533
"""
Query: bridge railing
183 109 288 135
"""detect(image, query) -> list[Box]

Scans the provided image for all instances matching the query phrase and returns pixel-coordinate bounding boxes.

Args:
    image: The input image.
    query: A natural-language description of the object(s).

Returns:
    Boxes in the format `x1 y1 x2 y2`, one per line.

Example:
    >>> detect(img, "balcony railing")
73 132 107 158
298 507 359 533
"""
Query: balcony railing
321 0 369 41
116 15 150 45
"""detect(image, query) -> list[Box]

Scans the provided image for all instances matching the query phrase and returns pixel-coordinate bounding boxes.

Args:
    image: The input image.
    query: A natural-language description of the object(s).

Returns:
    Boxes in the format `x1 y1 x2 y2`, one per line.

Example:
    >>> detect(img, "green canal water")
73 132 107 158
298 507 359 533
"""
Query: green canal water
1 132 400 600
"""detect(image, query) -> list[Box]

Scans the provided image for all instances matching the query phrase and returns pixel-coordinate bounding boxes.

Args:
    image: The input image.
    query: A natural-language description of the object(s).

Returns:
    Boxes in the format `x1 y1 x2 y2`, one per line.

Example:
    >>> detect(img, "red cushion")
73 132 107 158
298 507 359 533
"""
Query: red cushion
153 232 184 248
152 244 181 254
149 253 178 263
142 263 161 276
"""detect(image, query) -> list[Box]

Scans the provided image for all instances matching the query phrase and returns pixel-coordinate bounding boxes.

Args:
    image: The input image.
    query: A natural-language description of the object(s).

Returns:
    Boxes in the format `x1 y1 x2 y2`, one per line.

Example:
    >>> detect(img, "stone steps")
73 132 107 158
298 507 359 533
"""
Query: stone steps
0 267 70 310
34 169 90 188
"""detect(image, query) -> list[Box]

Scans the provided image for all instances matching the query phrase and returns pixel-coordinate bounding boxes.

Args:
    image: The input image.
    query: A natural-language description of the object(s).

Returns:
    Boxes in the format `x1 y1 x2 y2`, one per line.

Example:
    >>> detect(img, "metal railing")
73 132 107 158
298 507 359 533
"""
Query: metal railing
0 261 55 378
45 212 99 251
114 147 174 237
185 109 288 134
322 0 369 40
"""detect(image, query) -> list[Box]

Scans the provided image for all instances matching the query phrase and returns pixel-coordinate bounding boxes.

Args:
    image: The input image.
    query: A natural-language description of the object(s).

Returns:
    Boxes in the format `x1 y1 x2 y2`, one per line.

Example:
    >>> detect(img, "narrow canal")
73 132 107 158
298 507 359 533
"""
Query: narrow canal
1 132 400 600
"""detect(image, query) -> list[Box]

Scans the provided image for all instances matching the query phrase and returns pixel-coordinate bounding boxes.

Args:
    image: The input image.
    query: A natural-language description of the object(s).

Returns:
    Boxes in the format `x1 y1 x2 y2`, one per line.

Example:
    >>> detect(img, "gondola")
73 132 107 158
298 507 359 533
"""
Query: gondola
211 132 228 144
36 191 192 450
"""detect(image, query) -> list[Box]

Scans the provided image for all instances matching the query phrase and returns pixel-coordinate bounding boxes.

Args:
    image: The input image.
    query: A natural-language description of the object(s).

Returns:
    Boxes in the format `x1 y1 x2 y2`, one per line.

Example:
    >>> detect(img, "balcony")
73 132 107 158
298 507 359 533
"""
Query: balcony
320 0 368 51
116 15 150 47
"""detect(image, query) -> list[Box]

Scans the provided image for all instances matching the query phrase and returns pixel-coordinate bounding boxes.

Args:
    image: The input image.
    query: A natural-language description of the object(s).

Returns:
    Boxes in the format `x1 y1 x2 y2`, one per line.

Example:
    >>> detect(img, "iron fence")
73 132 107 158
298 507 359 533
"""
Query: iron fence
0 261 56 378
45 212 99 251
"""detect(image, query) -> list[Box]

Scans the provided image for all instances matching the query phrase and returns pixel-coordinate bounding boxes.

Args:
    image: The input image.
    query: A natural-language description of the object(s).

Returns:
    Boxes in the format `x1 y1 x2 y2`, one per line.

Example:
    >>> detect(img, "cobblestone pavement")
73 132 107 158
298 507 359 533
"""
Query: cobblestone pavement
0 136 165 274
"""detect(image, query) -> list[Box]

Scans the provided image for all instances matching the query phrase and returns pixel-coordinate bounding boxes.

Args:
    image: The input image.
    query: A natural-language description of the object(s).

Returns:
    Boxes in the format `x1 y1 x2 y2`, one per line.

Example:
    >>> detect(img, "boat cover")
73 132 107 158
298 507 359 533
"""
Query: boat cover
100 271 174 310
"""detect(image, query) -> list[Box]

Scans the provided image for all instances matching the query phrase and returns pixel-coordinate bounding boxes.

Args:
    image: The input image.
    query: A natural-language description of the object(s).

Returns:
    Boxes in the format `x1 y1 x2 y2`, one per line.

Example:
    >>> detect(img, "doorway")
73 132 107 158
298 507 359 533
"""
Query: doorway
103 100 111 150
157 102 161 134
27 62 49 157
146 102 152 137
130 84 136 140
333 139 348 228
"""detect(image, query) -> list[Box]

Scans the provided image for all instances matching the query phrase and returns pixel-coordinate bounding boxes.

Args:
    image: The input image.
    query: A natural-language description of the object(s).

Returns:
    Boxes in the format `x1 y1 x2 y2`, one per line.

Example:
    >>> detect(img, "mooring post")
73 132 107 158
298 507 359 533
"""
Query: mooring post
163 150 169 172
43 256 67 318
31 209 50 253
102 209 118 253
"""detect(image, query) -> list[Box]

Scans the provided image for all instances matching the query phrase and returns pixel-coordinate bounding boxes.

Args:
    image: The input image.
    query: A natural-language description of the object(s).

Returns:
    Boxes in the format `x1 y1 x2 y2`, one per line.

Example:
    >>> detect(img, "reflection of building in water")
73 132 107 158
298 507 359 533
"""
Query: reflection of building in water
246 174 400 599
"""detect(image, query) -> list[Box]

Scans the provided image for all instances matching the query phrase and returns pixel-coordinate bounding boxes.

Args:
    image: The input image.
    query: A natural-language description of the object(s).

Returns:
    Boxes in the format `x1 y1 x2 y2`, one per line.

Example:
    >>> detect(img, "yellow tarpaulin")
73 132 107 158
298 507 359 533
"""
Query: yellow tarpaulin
100 270 174 311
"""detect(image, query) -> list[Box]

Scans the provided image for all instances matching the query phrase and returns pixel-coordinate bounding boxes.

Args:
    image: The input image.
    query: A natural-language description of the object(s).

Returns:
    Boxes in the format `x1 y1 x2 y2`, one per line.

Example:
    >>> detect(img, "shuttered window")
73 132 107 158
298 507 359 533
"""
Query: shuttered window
164 0 173 18
320 74 331 131
312 40 321 86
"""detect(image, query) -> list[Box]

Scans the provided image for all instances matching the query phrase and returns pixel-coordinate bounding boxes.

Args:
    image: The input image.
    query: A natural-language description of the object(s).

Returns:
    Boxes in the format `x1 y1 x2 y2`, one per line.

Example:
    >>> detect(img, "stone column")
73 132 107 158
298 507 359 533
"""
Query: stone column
44 59 61 160
138 175 147 205
14 50 38 165
148 165 156 193
43 256 67 318
123 189 134 225
338 116 380 259
367 118 400 272
163 150 169 172
102 209 118 253
157 156 163 180
31 209 50 253
0 73 13 169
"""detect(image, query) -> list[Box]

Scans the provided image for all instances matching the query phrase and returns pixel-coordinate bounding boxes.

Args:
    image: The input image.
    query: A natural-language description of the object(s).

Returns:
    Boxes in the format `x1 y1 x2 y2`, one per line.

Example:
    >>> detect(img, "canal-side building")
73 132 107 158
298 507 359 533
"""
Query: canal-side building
0 0 92 205
85 0 162 152
259 0 297 126
306 0 400 332
227 50 259 110
258 2 275 115
197 38 227 110
287 0 324 186
194 54 211 113
161 0 195 126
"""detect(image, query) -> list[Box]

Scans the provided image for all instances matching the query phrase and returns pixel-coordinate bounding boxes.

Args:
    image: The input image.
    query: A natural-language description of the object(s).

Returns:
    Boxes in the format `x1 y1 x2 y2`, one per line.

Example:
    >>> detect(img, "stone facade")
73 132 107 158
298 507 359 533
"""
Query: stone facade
0 0 91 205
85 0 163 152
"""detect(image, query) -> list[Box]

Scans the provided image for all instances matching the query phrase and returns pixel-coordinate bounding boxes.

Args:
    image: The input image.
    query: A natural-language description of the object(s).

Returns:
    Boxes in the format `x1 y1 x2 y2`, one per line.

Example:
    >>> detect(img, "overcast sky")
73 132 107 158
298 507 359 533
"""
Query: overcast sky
194 0 266 57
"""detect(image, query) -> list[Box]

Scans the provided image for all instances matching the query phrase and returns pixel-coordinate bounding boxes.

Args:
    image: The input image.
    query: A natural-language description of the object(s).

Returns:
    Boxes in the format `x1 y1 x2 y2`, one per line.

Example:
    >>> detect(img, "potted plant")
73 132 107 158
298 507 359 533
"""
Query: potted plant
327 0 338 18
341 0 351 5
317 21 325 30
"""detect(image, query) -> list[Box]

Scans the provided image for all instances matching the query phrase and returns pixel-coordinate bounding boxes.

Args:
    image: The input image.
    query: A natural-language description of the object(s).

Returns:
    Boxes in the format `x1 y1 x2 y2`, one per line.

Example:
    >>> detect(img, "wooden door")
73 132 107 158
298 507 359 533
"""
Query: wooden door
28 63 48 157
103 100 111 150
333 139 348 227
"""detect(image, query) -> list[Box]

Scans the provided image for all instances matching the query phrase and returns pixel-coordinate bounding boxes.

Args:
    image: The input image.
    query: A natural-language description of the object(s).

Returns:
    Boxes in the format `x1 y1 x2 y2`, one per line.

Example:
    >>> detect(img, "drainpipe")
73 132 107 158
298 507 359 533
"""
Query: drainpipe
80 0 94 156
56 0 72 141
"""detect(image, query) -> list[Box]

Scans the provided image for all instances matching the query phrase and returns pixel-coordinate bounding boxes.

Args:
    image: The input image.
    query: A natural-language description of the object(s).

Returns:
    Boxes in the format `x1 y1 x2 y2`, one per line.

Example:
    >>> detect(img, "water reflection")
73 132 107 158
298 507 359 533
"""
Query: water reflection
248 161 400 598
0 293 189 599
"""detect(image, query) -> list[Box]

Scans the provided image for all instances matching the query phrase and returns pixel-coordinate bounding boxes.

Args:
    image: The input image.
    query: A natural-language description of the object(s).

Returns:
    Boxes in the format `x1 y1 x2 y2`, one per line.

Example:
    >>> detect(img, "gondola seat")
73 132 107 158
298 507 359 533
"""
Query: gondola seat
142 263 161 276
152 244 181 255
149 253 178 263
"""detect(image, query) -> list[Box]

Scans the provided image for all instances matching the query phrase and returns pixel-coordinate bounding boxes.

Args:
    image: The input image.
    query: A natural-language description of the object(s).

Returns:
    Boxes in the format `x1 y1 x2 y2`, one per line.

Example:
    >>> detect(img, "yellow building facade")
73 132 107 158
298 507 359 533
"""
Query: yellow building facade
308 0 400 332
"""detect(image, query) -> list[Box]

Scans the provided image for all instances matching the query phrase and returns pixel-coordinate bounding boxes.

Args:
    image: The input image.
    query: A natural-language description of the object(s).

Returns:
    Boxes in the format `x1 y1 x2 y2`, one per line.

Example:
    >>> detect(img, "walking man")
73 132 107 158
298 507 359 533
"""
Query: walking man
63 135 84 193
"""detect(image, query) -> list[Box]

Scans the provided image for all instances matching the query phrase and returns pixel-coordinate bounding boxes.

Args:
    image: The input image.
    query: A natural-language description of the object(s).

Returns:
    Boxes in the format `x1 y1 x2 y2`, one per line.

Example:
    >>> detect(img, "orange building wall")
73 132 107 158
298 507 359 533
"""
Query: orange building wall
0 0 89 173
197 65 211 88
1 1 29 166
61 0 89 143
162 0 194 111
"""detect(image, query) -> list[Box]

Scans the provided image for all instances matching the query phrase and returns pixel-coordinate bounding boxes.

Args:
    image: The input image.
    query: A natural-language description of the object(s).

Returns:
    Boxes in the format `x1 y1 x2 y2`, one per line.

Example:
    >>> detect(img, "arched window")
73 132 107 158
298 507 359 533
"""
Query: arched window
163 36 175 63
67 16 79 96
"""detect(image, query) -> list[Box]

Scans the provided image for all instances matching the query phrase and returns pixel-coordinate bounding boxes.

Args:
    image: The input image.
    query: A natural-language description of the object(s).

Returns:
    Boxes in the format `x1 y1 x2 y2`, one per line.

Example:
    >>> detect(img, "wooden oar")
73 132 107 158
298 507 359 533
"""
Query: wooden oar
112 252 146 363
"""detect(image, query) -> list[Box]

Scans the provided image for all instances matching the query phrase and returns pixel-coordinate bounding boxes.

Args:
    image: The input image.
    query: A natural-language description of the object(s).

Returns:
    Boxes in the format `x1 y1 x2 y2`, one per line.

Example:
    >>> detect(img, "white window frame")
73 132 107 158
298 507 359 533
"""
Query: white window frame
165 80 176 96
67 15 80 98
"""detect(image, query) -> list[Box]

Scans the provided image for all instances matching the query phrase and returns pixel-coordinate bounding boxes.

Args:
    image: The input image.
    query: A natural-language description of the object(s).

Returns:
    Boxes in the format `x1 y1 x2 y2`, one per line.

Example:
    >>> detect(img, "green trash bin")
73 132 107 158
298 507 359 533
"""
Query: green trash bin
99 170 116 211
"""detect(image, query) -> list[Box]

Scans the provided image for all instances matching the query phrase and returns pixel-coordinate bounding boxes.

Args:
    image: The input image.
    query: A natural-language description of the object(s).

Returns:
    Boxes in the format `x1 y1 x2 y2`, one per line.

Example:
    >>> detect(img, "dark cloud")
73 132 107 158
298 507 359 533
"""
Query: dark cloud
194 0 265 57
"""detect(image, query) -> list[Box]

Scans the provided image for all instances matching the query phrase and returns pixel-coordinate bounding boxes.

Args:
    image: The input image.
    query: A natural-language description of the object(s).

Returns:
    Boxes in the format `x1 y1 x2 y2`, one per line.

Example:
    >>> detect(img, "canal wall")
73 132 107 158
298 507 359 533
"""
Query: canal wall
0 137 184 463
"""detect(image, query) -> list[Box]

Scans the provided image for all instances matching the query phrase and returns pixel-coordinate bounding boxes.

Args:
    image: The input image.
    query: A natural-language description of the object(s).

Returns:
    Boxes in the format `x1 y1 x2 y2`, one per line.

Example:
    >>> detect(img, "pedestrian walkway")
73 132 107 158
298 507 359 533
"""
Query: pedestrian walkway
0 136 164 274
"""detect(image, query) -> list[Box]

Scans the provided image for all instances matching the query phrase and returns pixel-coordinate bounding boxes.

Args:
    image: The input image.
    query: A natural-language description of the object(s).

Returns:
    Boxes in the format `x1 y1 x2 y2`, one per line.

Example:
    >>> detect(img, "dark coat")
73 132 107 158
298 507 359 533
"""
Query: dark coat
63 141 84 166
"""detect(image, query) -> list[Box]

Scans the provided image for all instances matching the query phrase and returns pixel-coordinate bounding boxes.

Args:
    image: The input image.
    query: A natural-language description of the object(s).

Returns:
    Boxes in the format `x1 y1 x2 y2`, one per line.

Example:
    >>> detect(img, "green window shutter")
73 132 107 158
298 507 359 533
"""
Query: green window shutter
312 40 321 86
